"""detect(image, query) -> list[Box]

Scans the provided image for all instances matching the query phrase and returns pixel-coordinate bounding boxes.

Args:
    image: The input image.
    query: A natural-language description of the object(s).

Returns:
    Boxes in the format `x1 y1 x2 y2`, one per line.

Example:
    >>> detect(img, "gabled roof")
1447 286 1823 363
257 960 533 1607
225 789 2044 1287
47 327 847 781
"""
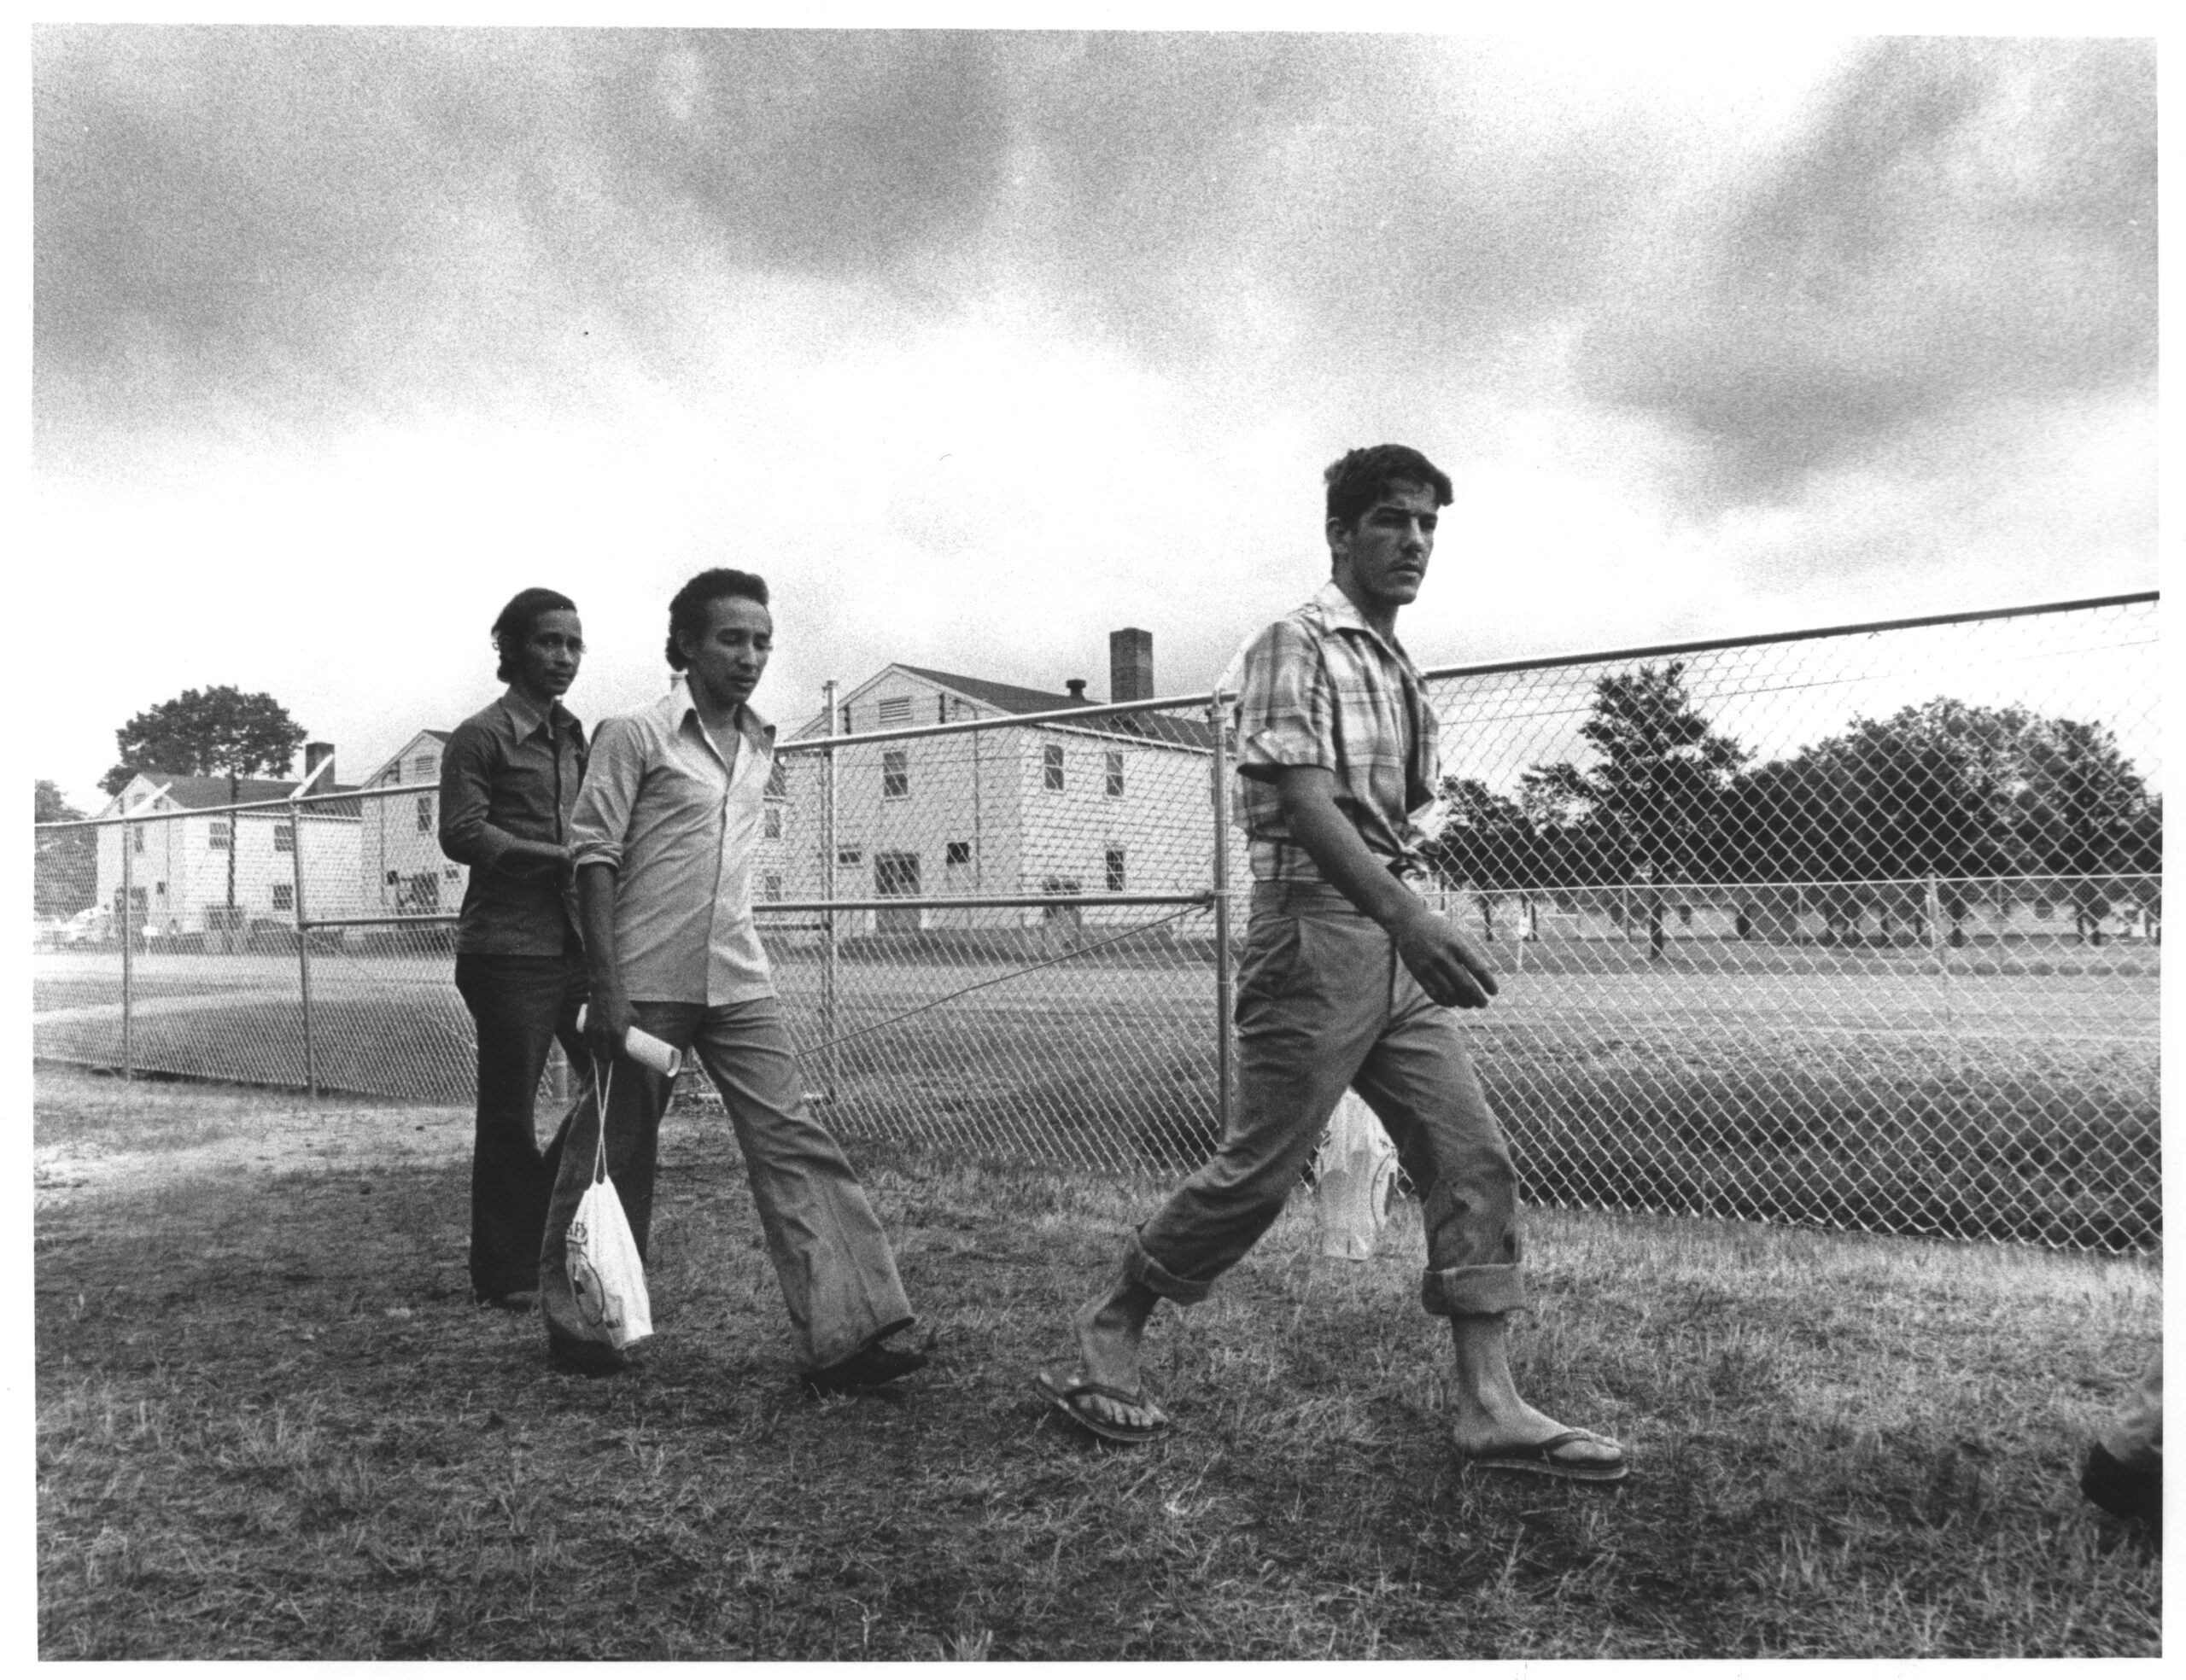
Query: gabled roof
881 665 1216 750
361 727 456 786
111 772 362 819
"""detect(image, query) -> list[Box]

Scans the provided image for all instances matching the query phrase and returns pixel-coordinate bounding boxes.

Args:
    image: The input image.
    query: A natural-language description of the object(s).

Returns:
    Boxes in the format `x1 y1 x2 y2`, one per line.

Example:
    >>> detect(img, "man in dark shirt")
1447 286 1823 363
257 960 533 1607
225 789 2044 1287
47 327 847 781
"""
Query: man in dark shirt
438 587 591 1309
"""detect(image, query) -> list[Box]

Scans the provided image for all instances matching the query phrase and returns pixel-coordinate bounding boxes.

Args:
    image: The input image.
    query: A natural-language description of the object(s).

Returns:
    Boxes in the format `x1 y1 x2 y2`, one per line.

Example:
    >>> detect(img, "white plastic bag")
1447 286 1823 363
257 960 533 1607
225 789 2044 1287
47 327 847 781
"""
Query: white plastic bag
1314 1090 1399 1261
565 1062 652 1350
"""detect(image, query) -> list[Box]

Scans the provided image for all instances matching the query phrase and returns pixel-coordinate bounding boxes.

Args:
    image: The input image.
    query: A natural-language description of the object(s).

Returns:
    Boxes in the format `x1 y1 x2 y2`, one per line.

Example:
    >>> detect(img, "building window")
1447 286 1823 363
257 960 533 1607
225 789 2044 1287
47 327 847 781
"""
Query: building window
273 822 295 854
1043 744 1065 790
882 749 909 800
444 866 460 882
383 762 401 786
837 848 862 866
766 760 786 799
416 796 433 834
877 697 911 728
133 825 146 854
271 883 295 911
945 841 972 866
412 754 435 779
1105 750 1125 797
763 806 782 839
1105 847 1127 893
839 705 855 735
386 869 401 885
762 873 784 901
208 820 230 850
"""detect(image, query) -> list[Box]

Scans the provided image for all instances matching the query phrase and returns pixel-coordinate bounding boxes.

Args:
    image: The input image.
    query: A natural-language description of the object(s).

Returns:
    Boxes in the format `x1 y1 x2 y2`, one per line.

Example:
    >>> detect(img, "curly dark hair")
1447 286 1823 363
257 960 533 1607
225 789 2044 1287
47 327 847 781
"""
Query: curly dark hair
490 587 579 683
1323 444 1453 531
665 569 771 670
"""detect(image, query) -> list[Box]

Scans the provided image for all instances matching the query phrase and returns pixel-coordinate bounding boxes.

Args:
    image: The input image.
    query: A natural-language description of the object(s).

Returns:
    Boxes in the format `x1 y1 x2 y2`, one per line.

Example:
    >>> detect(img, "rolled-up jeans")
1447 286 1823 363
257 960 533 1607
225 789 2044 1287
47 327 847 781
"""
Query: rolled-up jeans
453 952 588 1302
539 995 915 1371
1127 880 1528 1318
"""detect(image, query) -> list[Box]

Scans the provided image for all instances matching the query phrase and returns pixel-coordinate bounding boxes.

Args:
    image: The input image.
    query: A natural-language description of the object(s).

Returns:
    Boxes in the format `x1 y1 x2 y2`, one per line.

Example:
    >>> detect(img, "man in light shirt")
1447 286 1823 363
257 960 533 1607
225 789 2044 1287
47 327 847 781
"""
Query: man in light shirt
538 567 925 1388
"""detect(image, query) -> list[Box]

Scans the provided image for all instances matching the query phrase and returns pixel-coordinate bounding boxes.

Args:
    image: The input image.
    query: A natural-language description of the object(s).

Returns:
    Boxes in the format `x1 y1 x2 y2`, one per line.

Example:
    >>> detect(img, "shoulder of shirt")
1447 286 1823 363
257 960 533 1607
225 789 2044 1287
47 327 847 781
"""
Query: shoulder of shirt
448 697 510 741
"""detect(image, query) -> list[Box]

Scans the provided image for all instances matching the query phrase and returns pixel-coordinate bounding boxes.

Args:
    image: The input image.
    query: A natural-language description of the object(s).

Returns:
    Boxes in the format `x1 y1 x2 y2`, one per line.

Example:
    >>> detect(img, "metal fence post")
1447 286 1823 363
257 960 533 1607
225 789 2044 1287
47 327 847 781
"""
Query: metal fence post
291 798 318 1096
1208 694 1234 1141
1926 872 1951 1031
119 808 133 1082
821 678 839 1102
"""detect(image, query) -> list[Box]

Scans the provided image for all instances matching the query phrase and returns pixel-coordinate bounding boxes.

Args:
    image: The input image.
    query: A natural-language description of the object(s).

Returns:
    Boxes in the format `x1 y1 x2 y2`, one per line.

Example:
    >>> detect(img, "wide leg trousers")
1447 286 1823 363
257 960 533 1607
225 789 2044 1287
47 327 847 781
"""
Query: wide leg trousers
539 995 915 1370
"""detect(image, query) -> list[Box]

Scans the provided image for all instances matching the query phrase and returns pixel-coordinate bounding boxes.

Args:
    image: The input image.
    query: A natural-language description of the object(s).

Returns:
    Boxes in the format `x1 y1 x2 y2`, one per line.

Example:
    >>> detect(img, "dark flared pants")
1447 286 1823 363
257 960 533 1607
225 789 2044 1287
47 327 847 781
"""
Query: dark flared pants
453 952 589 1301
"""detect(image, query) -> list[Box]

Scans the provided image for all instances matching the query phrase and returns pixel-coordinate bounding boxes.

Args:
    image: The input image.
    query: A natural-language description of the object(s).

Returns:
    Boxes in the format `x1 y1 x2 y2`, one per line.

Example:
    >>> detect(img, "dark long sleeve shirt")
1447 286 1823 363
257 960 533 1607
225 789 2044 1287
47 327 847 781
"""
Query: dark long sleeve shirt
438 687 587 955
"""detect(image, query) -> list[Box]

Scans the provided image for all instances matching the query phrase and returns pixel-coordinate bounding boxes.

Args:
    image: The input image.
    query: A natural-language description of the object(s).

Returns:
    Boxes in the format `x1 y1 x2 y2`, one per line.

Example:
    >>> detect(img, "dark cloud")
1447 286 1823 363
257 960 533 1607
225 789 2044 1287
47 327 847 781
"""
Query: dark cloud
1578 37 2155 506
34 28 1669 450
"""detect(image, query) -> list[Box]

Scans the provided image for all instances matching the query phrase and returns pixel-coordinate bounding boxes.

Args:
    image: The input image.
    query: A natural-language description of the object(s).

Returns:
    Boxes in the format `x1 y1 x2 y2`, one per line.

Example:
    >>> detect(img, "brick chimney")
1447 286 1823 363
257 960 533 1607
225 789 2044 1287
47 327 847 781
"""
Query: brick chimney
1110 627 1154 703
303 742 336 790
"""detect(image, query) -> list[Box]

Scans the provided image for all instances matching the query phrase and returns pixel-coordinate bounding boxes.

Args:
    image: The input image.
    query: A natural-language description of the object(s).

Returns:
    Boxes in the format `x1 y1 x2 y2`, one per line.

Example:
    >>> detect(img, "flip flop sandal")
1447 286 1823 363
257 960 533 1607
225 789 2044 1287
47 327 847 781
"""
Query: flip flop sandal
1035 1370 1170 1445
1460 1428 1628 1483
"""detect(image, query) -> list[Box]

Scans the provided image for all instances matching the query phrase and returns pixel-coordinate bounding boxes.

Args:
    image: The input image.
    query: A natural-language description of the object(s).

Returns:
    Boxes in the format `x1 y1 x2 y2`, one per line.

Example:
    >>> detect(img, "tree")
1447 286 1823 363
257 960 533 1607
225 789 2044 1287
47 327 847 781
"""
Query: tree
102 686 307 949
1727 699 2157 946
33 780 95 919
102 686 307 796
1521 662 1749 957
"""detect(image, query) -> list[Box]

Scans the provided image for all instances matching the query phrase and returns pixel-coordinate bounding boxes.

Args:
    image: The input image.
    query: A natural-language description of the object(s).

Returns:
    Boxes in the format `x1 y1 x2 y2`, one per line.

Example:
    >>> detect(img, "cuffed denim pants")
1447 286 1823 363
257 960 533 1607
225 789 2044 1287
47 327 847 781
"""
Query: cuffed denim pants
1128 881 1528 1318
453 952 588 1302
539 995 915 1371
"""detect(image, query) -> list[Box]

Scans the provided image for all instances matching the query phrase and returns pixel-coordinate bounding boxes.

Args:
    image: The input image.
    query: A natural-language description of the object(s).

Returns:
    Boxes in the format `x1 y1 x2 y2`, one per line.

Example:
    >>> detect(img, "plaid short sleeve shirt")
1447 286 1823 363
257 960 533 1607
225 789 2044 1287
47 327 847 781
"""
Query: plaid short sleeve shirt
1225 580 1441 884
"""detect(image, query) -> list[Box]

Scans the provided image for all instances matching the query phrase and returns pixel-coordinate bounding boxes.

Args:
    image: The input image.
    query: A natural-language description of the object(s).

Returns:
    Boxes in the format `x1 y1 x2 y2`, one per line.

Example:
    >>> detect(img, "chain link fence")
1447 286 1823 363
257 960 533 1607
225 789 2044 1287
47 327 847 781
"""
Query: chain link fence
33 592 2159 1251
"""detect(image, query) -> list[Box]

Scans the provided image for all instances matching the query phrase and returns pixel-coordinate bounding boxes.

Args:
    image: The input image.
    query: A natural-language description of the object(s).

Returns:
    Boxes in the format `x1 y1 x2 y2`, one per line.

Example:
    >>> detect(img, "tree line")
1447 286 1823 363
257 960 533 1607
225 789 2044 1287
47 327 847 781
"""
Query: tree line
1427 662 2160 942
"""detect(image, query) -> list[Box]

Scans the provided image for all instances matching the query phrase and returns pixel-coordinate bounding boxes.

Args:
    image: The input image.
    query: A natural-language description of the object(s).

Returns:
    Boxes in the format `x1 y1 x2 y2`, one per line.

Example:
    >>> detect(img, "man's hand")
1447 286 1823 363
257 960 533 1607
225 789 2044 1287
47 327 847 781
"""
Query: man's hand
1391 902 1500 1009
585 987 634 1067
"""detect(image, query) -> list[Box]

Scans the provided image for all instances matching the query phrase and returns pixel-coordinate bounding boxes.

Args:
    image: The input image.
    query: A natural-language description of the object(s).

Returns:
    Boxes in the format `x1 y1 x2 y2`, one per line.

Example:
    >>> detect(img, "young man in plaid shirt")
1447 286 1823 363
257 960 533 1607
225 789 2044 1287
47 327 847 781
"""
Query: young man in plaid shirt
1040 444 1627 1482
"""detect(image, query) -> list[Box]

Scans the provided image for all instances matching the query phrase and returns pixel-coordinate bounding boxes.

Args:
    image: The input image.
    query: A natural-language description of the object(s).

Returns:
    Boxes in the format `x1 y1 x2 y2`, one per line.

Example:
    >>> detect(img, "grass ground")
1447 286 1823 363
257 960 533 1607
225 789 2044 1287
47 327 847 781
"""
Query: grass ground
36 1066 2160 1660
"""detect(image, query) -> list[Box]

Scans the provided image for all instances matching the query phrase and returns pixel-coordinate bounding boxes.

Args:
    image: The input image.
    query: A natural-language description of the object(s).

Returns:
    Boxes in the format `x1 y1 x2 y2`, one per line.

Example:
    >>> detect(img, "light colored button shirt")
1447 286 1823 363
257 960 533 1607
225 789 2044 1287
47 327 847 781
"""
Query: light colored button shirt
568 679 777 1005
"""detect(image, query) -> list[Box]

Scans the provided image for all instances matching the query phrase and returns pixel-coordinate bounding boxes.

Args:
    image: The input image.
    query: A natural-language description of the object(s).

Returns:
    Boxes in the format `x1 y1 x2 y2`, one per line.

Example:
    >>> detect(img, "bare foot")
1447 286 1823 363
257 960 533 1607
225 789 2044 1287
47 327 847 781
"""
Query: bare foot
1449 1398 1624 1470
1447 1313 1623 1471
1066 1282 1168 1435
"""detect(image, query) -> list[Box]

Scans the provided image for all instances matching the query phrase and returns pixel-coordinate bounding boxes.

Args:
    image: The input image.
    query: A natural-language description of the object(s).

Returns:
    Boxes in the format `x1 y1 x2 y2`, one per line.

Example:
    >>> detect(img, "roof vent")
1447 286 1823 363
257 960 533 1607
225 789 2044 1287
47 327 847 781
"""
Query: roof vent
1064 679 1088 703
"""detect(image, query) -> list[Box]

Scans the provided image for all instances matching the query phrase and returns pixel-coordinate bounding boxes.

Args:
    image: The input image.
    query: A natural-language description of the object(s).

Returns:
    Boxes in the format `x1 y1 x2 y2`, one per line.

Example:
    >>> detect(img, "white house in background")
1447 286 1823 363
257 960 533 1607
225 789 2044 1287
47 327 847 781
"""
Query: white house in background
774 629 1241 932
93 744 364 942
359 728 466 917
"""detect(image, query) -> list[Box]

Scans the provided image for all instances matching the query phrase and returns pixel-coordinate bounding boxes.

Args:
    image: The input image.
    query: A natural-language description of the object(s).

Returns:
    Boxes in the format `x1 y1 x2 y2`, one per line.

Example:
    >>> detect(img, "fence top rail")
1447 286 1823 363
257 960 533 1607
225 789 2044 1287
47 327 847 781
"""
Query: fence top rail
1416 590 2159 685
38 794 363 830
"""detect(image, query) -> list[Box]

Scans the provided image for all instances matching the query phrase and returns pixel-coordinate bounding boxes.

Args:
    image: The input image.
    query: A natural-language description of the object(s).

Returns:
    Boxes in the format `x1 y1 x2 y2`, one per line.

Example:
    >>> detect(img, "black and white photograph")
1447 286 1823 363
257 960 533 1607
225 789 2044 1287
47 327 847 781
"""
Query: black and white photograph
29 16 2160 1660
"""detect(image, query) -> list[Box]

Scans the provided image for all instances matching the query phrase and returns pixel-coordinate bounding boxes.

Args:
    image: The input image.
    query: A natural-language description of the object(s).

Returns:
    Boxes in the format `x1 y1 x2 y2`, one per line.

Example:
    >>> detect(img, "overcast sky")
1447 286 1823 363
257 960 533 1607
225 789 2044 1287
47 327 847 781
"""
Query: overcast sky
30 27 2157 811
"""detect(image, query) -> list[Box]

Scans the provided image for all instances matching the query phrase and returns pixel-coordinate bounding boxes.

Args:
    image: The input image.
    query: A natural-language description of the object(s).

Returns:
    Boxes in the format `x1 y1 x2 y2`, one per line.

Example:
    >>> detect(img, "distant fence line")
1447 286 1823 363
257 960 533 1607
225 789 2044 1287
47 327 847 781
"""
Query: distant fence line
33 592 2160 1252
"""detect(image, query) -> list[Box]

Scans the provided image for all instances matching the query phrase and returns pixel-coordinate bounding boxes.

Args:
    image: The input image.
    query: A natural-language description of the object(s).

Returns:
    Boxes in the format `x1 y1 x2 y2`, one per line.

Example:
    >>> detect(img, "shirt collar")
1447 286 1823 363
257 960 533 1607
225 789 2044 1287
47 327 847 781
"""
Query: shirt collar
667 676 775 747
498 685 554 740
1306 579 1416 668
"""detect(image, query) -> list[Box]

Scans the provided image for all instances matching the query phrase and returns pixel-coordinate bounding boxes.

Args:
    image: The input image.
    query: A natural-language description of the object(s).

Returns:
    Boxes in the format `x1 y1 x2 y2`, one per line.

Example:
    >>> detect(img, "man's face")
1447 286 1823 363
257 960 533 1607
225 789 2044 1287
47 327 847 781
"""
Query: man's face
1329 479 1440 613
516 609 584 701
679 595 774 711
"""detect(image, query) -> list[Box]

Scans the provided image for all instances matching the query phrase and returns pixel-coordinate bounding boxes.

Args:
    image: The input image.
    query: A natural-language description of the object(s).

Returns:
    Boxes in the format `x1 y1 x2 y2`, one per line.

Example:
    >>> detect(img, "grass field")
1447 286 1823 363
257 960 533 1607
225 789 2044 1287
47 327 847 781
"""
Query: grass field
34 1066 2161 1659
32 930 2162 1251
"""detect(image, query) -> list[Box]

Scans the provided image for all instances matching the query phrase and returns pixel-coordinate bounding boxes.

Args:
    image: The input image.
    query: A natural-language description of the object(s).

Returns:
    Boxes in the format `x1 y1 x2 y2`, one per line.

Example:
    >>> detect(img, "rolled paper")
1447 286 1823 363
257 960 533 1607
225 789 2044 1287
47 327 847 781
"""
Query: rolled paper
576 1007 685 1078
